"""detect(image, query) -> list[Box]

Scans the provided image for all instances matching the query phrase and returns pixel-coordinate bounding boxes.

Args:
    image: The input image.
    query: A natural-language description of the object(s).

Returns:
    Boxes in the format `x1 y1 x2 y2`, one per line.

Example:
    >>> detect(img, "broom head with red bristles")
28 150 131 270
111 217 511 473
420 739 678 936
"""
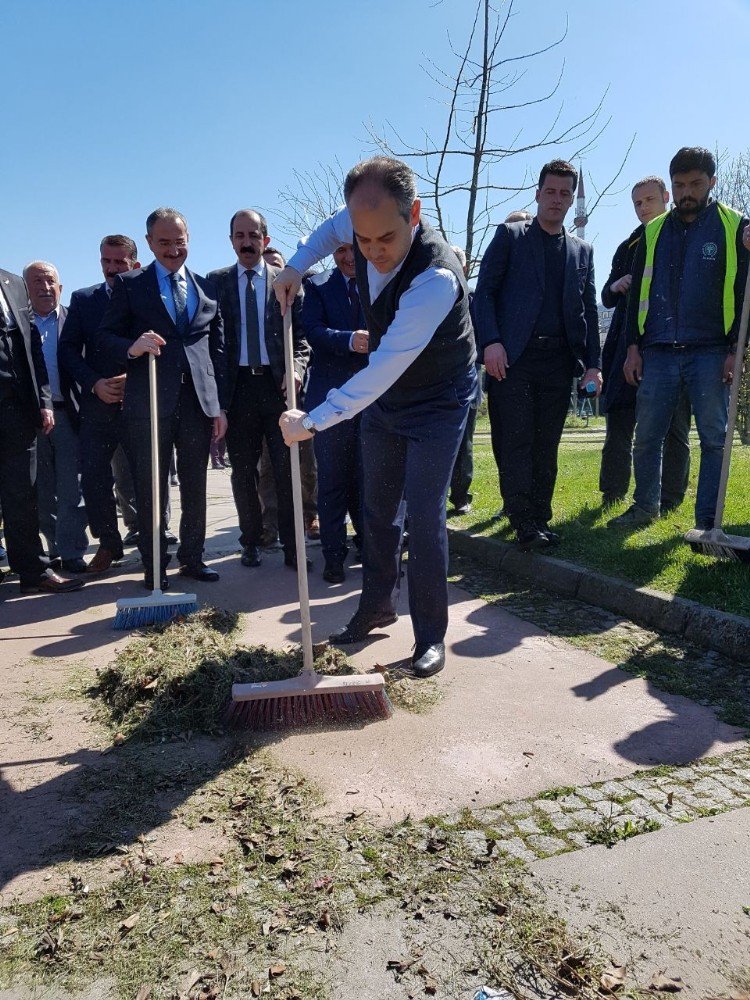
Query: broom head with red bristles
228 670 392 730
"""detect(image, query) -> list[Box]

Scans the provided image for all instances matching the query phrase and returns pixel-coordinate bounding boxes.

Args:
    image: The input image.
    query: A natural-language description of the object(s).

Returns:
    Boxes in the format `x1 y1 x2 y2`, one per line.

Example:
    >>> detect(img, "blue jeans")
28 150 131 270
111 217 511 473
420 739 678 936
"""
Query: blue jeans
358 369 476 645
633 347 728 524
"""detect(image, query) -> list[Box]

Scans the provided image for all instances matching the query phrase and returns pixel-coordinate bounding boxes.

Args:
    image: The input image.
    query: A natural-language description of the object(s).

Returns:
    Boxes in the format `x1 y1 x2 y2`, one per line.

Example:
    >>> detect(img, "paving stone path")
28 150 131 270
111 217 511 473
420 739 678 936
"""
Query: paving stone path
420 745 750 865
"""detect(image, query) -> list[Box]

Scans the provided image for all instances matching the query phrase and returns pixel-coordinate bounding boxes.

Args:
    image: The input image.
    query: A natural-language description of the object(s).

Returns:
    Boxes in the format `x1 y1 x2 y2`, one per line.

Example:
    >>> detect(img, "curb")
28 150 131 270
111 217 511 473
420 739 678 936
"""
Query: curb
447 526 750 662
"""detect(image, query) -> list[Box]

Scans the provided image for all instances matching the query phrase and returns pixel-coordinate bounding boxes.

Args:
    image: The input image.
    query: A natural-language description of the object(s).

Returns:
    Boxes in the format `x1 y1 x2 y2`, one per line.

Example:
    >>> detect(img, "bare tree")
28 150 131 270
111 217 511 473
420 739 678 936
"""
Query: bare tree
367 0 634 275
716 147 750 443
273 159 346 243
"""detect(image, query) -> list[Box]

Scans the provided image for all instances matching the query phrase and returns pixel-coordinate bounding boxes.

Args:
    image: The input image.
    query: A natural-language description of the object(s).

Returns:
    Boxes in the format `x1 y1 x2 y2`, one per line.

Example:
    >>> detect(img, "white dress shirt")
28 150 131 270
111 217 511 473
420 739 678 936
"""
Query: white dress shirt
237 260 270 366
287 205 459 431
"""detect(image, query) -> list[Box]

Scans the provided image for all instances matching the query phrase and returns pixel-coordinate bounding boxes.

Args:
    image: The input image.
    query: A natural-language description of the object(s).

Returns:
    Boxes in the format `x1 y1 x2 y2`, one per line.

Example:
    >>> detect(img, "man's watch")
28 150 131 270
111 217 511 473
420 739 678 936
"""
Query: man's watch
301 415 316 435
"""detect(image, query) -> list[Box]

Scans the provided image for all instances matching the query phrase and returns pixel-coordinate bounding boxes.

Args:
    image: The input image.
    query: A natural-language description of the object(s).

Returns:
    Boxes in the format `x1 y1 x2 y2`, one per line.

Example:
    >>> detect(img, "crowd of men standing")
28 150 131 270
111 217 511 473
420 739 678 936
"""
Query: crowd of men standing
1 147 749 675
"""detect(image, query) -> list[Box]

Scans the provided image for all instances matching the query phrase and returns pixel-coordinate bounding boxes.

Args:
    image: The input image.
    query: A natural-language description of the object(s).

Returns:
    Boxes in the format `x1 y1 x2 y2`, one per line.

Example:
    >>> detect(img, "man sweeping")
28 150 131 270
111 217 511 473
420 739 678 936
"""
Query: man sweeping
274 156 477 678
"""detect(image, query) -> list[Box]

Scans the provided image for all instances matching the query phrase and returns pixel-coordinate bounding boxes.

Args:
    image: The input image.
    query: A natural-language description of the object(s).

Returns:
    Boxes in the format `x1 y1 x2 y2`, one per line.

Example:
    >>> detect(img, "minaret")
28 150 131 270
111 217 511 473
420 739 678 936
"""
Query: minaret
574 167 587 239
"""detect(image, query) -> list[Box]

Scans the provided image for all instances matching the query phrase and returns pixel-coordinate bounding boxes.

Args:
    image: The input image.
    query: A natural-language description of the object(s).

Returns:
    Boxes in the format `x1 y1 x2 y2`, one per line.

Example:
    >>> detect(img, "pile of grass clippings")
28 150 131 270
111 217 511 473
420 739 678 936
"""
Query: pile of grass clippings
90 608 356 739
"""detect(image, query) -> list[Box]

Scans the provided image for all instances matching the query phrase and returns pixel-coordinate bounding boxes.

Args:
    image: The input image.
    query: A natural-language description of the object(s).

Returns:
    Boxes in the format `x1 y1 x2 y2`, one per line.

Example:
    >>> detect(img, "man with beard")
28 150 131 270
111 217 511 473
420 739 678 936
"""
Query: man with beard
610 147 750 531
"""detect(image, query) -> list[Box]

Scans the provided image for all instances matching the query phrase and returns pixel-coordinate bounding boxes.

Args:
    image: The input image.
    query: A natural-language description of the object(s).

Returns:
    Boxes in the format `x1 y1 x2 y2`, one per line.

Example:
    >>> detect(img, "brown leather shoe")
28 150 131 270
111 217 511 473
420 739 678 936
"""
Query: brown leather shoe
86 545 121 574
20 569 85 594
305 515 321 540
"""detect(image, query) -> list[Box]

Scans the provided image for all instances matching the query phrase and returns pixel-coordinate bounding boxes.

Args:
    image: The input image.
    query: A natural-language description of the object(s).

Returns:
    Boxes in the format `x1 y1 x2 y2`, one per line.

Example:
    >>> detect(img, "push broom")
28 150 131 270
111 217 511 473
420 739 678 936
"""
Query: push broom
114 352 198 628
685 264 750 561
229 309 392 729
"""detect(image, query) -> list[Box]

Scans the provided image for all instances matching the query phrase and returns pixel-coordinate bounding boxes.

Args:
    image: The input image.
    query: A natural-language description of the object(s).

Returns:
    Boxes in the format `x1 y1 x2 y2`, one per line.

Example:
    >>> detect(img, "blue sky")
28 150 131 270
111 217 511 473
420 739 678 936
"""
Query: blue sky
3 0 749 295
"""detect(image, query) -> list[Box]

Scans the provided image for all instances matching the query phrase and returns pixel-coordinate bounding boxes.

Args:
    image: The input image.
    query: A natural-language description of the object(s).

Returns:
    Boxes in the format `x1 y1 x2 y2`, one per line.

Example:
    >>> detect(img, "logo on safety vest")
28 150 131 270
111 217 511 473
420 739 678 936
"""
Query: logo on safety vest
702 241 718 260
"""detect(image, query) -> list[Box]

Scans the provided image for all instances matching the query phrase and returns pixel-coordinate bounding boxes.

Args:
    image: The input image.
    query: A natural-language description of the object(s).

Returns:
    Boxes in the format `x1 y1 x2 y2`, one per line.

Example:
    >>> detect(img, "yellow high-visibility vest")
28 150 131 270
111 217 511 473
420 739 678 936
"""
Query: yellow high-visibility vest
637 202 743 337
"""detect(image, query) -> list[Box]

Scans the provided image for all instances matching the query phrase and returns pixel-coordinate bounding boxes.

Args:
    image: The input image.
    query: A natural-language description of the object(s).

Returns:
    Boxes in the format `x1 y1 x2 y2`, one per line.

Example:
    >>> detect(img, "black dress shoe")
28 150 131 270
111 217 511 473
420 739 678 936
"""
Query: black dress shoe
241 545 262 568
516 524 549 552
122 530 140 546
411 642 445 678
61 557 88 574
143 573 170 591
322 561 345 583
179 563 219 582
165 531 179 547
537 524 561 547
330 611 398 644
284 554 312 571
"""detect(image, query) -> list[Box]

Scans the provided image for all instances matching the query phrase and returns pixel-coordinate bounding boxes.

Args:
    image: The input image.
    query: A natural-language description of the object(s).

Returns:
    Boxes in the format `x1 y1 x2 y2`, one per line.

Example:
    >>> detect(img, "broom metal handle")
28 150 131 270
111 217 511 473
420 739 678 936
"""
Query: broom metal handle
282 307 314 675
714 263 750 528
148 352 162 596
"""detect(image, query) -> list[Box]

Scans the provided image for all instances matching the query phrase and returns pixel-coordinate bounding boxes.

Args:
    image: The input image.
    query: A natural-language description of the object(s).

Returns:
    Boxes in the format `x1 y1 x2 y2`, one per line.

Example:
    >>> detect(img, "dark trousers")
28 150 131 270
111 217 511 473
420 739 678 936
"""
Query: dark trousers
313 412 363 563
488 340 575 529
225 368 296 557
121 383 212 573
0 394 45 583
599 394 691 506
358 370 476 645
36 407 88 561
80 410 126 555
449 404 477 507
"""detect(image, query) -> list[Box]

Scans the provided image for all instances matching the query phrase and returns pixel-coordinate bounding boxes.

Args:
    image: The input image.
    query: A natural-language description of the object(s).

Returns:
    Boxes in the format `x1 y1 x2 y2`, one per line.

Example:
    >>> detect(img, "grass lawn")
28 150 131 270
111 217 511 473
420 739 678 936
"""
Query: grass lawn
453 438 750 621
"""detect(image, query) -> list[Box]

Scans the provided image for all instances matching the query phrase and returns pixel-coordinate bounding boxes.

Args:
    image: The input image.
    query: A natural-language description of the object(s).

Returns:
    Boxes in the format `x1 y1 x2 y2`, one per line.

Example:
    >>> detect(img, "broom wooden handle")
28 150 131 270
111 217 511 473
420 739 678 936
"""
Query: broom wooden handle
148 352 162 595
282 307 314 675
714 263 750 528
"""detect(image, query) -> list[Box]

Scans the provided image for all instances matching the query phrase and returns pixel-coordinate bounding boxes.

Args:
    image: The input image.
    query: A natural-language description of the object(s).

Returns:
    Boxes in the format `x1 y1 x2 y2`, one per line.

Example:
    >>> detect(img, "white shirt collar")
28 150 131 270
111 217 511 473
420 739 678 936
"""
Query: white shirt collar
237 259 265 279
154 260 186 282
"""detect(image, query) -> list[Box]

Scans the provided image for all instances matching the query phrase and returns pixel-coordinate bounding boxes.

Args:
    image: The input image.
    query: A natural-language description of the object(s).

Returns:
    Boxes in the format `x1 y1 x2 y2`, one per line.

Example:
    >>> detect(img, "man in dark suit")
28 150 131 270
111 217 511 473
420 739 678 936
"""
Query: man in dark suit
0 268 83 593
207 210 308 571
25 261 88 574
98 208 227 589
475 159 601 551
302 242 368 583
59 235 143 573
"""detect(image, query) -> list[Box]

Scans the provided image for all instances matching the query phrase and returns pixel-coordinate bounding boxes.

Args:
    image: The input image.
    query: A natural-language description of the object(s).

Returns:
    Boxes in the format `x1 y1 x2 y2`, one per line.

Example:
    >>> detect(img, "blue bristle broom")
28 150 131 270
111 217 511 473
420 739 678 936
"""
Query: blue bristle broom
114 352 197 629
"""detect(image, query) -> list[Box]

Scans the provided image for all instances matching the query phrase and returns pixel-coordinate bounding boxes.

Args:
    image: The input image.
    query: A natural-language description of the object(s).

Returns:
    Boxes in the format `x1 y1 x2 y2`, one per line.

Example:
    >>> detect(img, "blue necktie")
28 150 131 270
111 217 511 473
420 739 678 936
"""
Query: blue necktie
348 277 361 329
169 272 189 337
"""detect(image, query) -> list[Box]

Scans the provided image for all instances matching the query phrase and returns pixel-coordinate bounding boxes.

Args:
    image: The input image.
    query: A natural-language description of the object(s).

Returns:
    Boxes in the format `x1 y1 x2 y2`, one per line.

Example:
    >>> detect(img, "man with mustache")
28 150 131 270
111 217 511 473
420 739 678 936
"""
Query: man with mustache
207 210 308 572
98 208 227 590
610 147 750 531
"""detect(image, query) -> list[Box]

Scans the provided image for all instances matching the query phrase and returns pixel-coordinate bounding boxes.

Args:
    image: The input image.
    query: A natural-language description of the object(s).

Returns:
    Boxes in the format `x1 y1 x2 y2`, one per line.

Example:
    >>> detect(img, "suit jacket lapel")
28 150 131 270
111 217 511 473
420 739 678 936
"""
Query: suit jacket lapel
562 231 577 304
2 274 25 331
186 267 208 331
145 262 177 331
226 266 242 363
331 268 352 322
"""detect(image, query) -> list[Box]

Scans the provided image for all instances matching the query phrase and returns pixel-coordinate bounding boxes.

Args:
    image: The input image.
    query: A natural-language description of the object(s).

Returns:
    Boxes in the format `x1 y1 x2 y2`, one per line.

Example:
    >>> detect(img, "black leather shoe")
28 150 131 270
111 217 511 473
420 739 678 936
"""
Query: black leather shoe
330 611 398 644
180 563 219 582
411 642 445 678
537 524 561 547
144 573 170 591
165 531 179 547
323 562 345 583
122 530 140 546
284 554 312 571
516 524 549 552
61 557 88 574
241 545 262 568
